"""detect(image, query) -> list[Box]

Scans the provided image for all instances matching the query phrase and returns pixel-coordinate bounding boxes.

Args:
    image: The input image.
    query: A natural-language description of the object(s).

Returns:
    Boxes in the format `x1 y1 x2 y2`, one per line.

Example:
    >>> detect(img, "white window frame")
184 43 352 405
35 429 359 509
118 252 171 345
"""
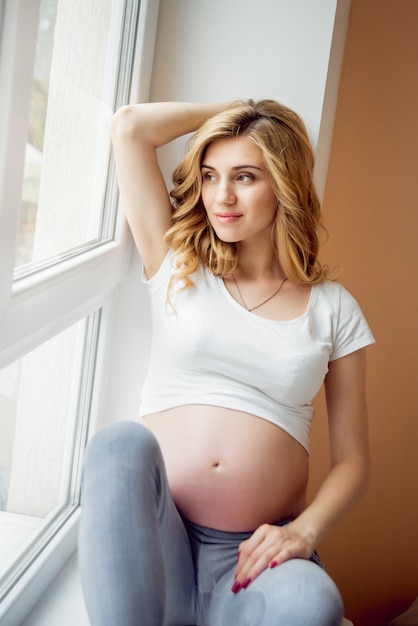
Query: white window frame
0 0 160 623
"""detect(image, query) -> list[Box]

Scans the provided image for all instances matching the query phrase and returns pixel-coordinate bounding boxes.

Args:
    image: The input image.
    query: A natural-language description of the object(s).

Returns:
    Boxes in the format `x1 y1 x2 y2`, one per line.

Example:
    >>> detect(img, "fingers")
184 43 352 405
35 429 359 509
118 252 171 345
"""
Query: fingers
232 524 282 592
231 523 312 594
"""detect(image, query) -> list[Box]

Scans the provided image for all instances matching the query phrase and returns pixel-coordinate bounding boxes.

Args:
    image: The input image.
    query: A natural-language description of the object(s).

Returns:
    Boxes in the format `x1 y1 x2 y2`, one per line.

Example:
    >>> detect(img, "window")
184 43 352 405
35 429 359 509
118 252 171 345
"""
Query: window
16 0 132 276
0 314 100 597
0 0 159 620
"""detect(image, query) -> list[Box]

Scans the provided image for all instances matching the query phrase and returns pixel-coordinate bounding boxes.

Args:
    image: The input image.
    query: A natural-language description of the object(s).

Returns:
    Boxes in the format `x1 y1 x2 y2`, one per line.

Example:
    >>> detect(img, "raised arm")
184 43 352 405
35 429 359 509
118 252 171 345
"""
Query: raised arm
111 102 228 278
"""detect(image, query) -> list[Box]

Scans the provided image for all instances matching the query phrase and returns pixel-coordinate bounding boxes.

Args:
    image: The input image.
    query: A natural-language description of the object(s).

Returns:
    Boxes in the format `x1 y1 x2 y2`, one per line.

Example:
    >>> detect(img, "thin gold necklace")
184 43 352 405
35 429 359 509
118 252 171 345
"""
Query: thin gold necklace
231 273 288 312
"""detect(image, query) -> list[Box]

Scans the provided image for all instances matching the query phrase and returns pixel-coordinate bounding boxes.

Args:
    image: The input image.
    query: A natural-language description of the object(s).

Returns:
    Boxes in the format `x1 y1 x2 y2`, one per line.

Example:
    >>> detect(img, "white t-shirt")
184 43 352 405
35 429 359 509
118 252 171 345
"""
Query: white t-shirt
140 250 375 453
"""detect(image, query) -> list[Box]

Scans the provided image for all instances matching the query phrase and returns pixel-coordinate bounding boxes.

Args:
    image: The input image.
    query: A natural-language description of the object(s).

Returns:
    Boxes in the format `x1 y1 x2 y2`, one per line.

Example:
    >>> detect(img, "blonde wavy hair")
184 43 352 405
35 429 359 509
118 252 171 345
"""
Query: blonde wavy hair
164 99 330 297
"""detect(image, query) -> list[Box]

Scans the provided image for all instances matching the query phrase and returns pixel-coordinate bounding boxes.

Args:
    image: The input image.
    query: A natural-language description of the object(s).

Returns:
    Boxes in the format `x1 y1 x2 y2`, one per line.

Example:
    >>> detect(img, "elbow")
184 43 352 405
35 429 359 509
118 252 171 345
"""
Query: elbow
111 104 147 143
353 453 372 501
333 451 371 502
362 454 372 493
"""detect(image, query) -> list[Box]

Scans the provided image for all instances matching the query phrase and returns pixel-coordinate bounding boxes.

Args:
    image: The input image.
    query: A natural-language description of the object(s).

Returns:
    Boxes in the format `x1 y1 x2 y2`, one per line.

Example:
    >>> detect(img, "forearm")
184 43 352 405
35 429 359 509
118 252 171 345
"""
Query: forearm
292 455 370 549
232 456 369 589
112 101 230 148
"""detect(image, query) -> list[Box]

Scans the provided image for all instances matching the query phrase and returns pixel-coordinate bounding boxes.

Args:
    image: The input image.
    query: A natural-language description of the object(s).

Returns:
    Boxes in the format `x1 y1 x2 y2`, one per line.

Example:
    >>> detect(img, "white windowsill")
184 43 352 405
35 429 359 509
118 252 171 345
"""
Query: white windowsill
0 512 43 579
0 509 80 625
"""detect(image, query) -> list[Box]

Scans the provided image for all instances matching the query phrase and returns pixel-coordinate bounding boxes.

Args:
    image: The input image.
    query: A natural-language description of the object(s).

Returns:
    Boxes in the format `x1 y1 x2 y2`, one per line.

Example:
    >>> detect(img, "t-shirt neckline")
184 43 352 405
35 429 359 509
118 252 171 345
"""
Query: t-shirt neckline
216 273 315 325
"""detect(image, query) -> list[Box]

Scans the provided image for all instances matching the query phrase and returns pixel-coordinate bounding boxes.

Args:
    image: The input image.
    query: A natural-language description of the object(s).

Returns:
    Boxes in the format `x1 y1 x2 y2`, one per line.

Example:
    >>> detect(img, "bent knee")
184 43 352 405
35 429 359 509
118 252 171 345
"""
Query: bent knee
275 560 344 625
83 421 161 475
211 560 343 626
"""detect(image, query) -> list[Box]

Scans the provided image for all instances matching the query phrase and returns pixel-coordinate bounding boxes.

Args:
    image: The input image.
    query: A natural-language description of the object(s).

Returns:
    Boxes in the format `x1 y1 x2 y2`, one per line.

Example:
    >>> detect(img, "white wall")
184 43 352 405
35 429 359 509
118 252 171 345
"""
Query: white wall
152 1 335 134
105 0 351 431
19 1 350 623
150 0 350 198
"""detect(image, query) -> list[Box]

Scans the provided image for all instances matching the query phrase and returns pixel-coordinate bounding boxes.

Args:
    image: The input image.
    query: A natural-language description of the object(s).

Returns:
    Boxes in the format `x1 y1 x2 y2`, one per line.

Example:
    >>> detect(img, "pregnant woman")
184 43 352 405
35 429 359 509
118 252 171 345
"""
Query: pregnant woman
79 99 375 626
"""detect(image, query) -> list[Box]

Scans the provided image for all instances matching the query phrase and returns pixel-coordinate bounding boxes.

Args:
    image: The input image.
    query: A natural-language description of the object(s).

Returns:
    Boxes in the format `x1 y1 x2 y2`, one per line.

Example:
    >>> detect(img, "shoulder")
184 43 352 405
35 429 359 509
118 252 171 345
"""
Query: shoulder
312 280 375 359
314 279 345 297
313 280 362 313
312 279 371 328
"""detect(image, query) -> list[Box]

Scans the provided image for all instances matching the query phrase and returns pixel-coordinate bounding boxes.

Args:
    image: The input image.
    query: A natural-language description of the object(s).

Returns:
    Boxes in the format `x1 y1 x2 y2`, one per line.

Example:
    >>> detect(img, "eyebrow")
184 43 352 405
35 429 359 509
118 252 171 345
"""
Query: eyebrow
201 164 264 172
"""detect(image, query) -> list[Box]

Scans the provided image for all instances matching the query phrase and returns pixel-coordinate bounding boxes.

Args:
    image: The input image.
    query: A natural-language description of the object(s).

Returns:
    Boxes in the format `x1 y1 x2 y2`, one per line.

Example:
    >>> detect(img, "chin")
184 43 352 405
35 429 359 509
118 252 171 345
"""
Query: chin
212 229 240 244
217 235 239 244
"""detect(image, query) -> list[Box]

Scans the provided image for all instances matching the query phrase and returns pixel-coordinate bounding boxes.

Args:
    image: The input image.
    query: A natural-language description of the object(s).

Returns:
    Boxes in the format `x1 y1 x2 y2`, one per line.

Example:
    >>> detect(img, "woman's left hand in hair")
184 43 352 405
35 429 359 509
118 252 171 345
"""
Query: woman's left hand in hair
231 522 314 593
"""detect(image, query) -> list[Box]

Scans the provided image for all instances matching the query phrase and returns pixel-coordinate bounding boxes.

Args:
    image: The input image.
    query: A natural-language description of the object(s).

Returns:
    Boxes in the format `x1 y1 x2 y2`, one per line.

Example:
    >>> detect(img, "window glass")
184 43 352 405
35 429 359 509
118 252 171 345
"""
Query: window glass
0 0 143 610
16 0 120 275
0 313 100 599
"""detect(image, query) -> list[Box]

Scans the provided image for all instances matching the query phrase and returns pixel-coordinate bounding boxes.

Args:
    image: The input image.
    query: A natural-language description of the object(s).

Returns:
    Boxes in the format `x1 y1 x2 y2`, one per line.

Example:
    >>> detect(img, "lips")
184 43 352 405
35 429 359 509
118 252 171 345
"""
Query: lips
214 213 242 224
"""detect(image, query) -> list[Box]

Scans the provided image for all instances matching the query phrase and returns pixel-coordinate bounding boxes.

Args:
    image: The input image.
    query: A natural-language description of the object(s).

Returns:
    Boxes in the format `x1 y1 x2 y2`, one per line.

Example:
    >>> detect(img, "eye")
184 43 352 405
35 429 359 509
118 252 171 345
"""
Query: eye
201 170 217 182
236 172 254 183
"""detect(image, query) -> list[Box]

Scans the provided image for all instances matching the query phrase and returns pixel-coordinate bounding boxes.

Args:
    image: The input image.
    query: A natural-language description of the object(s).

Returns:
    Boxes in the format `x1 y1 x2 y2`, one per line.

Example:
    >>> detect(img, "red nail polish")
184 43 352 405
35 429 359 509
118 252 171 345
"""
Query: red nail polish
242 577 251 589
231 581 241 594
270 560 277 569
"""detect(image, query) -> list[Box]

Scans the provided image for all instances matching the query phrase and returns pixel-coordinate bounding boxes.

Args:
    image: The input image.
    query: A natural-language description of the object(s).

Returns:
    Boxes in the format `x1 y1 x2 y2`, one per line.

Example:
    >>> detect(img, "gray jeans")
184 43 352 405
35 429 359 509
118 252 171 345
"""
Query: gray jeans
79 421 343 625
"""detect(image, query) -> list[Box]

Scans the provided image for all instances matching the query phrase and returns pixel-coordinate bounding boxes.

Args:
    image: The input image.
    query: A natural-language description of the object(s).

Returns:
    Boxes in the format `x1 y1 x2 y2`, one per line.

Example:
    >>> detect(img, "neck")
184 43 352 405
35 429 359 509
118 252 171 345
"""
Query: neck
235 243 282 280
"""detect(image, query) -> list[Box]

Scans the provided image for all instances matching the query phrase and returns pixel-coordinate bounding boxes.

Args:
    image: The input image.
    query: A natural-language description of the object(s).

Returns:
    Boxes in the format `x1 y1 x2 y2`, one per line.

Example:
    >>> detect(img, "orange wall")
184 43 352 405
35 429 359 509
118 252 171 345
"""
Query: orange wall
308 1 418 624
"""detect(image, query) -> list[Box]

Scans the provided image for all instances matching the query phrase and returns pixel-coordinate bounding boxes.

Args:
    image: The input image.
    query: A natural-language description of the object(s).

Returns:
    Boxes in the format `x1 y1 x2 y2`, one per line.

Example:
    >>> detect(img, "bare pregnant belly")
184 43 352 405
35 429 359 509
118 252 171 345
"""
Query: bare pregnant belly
143 405 309 531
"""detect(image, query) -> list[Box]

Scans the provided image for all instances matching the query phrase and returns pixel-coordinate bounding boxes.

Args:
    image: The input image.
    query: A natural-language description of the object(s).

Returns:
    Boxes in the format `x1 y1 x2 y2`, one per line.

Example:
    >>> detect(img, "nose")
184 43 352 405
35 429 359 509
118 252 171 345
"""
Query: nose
215 179 236 205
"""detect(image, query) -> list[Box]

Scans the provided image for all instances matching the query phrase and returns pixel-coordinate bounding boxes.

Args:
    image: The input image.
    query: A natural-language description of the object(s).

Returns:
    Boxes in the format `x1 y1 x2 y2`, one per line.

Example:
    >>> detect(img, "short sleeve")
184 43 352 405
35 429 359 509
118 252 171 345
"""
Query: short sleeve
141 248 174 292
330 285 375 361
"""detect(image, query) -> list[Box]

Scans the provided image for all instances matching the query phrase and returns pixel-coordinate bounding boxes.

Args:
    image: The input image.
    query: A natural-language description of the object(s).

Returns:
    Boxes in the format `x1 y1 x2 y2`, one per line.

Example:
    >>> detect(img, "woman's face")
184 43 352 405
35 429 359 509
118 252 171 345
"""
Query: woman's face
200 136 278 247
